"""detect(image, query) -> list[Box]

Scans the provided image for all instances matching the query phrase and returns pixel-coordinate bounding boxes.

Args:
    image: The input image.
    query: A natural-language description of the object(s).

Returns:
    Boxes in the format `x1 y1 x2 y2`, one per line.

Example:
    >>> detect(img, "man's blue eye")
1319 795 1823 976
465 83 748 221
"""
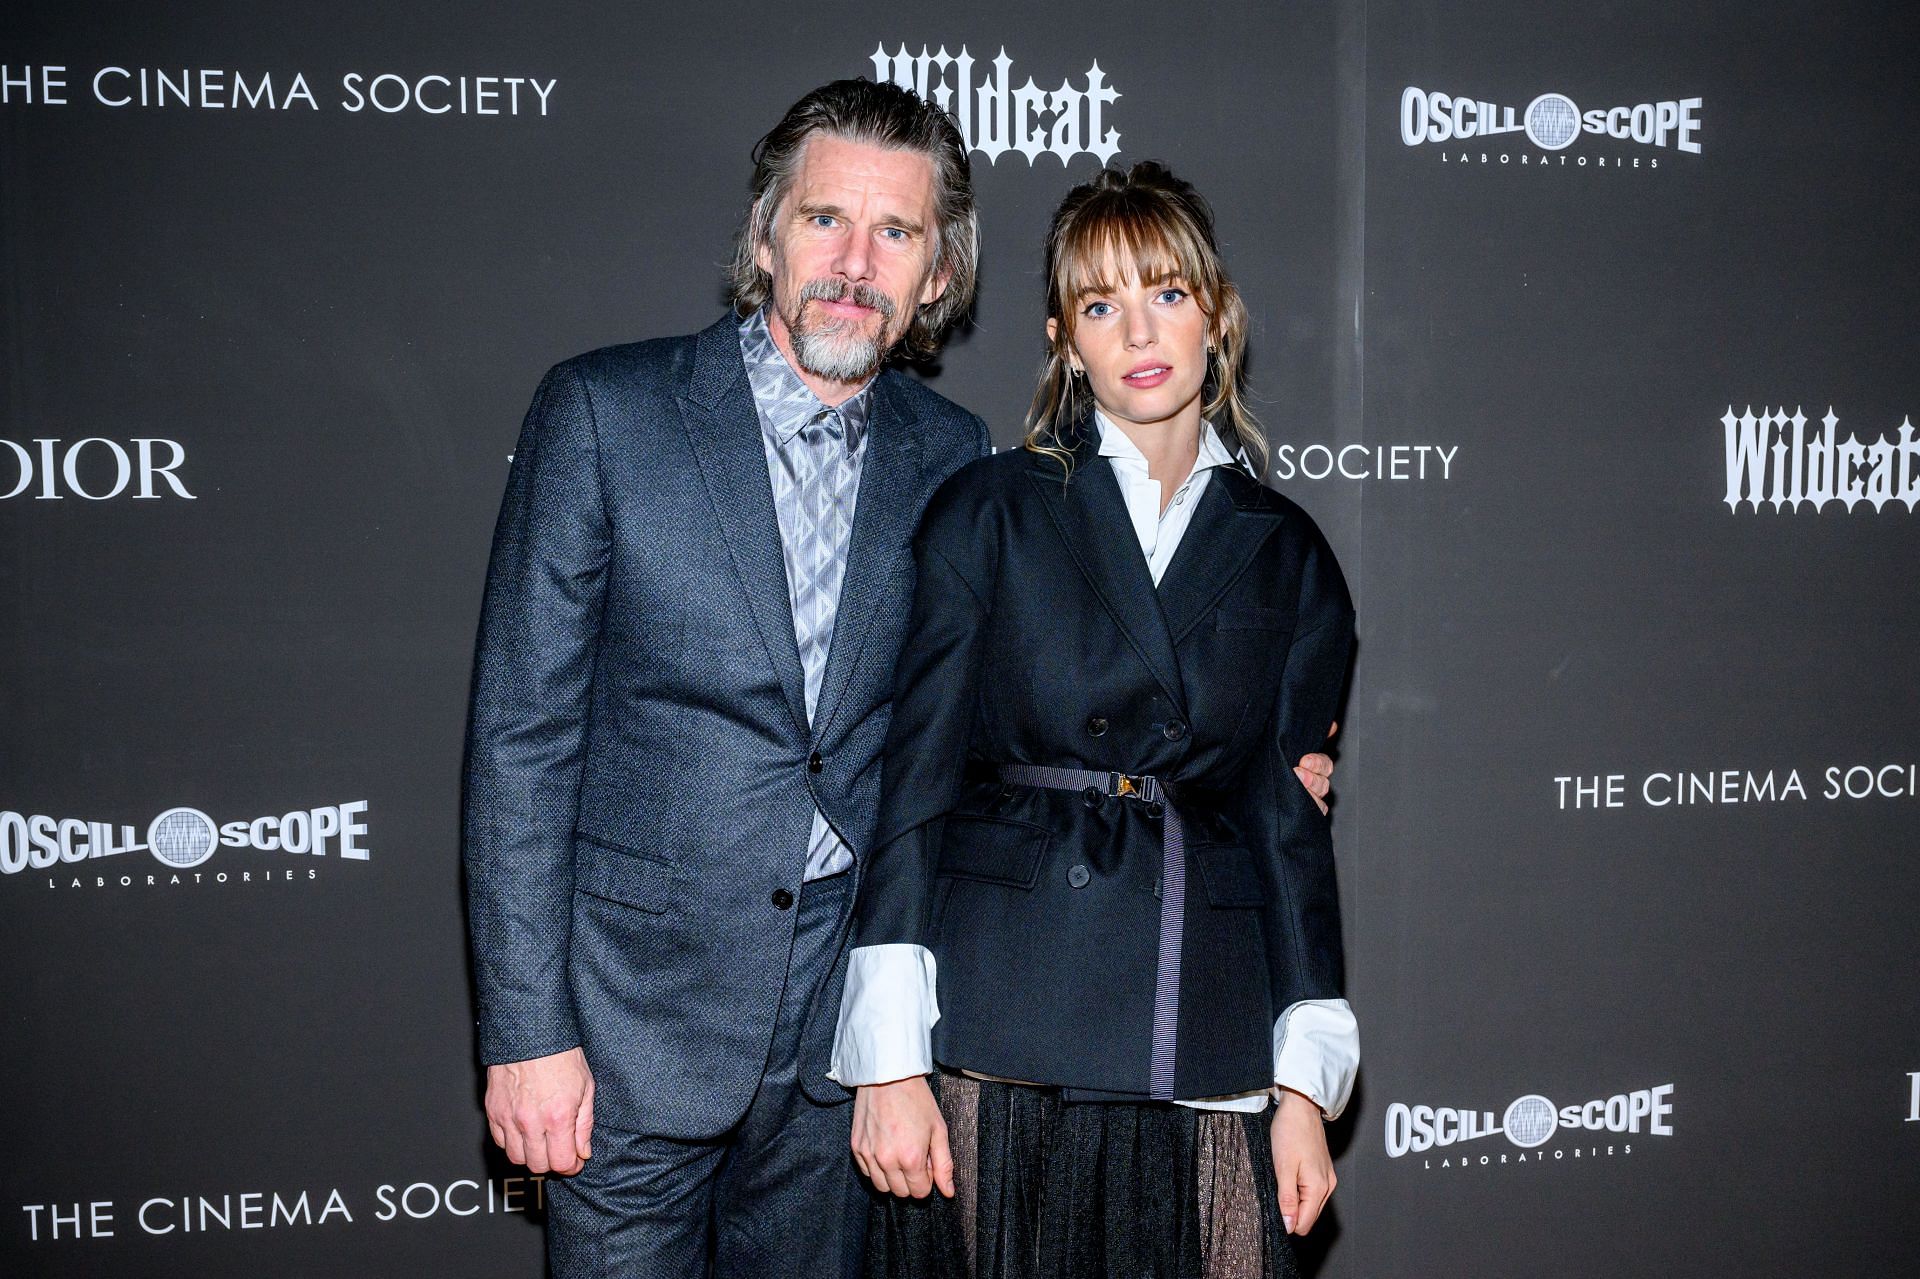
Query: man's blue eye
882 228 906 241
813 215 836 228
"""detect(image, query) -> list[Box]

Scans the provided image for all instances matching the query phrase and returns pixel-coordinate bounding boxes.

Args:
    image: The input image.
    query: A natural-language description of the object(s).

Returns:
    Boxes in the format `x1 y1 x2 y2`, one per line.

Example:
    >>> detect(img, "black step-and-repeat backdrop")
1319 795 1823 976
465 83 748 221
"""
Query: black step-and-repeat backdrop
3 2 1915 1275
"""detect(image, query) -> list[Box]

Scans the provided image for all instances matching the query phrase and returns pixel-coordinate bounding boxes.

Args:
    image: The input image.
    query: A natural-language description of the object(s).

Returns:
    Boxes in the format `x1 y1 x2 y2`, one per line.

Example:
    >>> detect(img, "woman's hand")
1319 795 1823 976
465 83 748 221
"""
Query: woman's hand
1293 721 1339 816
852 1076 955 1199
1270 1087 1336 1234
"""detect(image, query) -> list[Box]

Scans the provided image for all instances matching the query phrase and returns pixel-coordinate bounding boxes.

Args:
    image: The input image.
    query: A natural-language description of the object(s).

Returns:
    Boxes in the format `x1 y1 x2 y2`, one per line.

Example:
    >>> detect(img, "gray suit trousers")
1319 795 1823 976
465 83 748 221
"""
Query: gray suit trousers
546 873 866 1278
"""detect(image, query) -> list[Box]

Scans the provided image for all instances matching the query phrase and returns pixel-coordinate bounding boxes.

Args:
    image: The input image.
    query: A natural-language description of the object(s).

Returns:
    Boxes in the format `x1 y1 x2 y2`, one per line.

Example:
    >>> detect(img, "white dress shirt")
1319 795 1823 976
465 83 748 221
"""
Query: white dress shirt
830 413 1360 1119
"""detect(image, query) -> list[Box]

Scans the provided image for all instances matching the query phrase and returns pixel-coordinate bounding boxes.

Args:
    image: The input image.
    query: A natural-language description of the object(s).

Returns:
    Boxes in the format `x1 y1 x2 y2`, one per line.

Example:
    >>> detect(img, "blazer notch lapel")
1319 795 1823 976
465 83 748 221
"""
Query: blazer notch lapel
677 317 811 738
1158 467 1287 645
1028 435 1188 714
811 372 923 743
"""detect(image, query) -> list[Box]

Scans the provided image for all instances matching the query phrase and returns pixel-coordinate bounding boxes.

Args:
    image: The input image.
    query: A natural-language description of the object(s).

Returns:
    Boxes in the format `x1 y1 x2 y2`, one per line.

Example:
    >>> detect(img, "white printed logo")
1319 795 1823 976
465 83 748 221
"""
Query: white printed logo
1 437 192 500
870 44 1120 165
1 801 372 888
1384 1082 1674 1169
1400 86 1702 154
0 65 555 116
1723 406 1919 512
16 1172 546 1243
1274 442 1458 482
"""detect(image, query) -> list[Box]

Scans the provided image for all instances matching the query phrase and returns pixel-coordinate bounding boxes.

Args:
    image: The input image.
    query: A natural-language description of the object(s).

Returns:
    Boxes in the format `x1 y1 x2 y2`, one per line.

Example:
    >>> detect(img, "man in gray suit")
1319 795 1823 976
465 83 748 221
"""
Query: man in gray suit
463 79 987 1277
463 78 1336 1277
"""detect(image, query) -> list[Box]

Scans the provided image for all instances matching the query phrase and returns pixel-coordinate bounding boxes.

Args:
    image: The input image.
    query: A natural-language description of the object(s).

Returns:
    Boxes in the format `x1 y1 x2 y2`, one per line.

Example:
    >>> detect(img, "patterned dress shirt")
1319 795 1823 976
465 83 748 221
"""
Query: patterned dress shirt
739 306 872 881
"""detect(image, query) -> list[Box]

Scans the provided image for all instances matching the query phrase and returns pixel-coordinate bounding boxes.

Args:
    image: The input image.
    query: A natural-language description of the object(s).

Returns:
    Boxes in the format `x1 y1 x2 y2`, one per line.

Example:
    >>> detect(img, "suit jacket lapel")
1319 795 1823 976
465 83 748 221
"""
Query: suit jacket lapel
1028 427 1188 715
677 314 811 739
1156 464 1288 645
811 371 923 744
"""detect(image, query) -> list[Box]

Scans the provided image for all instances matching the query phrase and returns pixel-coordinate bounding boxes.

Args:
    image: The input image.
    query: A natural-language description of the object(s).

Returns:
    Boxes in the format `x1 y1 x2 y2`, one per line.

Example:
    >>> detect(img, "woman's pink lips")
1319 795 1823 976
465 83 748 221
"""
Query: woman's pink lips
1121 366 1172 388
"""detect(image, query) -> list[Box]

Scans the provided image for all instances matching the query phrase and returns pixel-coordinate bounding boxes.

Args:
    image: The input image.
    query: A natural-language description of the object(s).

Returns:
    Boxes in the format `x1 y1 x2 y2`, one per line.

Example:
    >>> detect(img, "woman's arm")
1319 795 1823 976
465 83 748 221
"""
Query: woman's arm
830 475 997 1197
830 532 993 1084
1242 520 1355 1015
1244 518 1357 1233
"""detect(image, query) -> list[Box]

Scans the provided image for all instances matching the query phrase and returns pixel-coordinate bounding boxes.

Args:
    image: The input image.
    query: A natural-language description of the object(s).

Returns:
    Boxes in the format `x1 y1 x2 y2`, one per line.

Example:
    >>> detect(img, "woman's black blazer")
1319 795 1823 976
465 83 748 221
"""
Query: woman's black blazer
851 426 1355 1101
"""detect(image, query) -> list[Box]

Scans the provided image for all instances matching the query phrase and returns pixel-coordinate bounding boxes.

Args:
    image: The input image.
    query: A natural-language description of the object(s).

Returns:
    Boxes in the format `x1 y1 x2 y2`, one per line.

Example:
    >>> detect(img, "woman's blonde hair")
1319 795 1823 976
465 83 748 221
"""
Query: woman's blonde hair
1024 162 1263 478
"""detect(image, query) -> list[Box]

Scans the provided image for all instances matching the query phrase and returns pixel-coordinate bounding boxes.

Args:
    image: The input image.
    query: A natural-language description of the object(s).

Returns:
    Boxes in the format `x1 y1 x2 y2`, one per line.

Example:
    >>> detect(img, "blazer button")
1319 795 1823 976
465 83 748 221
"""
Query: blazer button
807 751 824 774
1067 864 1091 888
1086 714 1109 737
771 888 795 910
1081 786 1102 810
1162 719 1188 742
1146 800 1165 819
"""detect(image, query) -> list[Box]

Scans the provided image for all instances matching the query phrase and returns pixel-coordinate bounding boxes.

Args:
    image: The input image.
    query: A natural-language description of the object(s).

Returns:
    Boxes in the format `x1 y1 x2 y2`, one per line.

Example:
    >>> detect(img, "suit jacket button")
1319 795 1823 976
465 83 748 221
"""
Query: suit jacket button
1146 801 1165 819
771 888 795 910
1086 715 1109 737
807 751 823 774
1081 786 1102 810
1067 864 1091 888
1162 719 1188 742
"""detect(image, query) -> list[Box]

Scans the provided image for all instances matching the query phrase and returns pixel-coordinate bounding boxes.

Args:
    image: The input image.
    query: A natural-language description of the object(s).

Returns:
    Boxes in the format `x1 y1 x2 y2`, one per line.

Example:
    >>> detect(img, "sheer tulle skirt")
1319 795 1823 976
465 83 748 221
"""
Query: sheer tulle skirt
865 1070 1300 1279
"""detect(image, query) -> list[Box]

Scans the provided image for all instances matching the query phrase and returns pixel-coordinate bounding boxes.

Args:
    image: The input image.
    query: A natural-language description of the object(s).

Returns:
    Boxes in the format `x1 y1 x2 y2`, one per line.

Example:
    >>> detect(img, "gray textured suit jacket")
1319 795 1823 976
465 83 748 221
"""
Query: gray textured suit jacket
462 313 987 1139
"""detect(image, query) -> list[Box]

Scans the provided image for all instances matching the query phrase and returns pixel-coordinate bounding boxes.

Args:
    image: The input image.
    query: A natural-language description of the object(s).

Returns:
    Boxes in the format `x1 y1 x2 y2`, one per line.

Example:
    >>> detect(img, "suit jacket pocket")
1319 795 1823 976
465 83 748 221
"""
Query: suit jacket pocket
573 833 672 914
1191 841 1264 908
936 814 1051 889
1215 604 1294 632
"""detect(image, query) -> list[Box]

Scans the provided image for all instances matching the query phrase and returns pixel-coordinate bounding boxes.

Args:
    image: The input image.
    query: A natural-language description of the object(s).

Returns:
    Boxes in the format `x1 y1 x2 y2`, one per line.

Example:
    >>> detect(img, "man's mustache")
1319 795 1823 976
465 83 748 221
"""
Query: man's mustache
798 278 897 321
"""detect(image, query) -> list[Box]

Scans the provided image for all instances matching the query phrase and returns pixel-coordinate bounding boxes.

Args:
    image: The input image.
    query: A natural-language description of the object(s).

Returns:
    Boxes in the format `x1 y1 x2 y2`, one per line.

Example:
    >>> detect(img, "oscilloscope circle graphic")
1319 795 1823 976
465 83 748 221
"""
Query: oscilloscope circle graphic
1524 93 1581 150
147 807 219 869
1502 1093 1560 1148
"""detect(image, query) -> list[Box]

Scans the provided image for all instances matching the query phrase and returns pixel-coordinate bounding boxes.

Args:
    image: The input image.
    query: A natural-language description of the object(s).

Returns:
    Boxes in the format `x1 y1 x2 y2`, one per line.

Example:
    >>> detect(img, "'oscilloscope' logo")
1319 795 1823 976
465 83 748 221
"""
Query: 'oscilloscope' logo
1400 87 1702 155
1384 1083 1675 1159
0 801 371 883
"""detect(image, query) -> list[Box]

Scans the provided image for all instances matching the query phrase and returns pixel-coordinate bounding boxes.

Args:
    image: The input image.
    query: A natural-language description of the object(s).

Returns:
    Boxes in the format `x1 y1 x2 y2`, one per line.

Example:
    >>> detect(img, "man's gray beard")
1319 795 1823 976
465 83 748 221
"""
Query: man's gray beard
784 279 898 383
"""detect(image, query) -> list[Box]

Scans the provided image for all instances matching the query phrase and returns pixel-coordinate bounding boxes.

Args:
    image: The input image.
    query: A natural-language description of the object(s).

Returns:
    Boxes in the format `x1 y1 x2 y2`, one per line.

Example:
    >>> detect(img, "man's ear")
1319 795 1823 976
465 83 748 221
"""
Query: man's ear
752 200 774 277
918 261 951 308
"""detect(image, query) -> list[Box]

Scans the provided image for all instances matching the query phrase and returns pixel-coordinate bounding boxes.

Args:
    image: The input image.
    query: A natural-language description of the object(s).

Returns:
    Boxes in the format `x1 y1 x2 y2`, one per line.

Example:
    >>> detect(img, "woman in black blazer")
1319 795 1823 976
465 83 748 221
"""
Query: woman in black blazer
832 163 1356 1279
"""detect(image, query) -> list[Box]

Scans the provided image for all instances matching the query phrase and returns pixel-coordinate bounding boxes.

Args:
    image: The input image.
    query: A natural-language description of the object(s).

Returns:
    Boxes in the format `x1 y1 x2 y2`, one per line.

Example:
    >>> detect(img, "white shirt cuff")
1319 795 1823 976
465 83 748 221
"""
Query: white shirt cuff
1272 997 1360 1120
1174 1090 1270 1113
828 943 940 1086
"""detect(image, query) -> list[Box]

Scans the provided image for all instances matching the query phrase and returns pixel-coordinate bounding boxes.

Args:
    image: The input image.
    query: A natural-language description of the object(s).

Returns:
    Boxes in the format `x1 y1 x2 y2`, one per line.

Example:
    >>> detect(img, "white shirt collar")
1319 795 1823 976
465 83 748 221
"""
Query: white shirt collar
1091 409 1242 582
1093 408 1240 476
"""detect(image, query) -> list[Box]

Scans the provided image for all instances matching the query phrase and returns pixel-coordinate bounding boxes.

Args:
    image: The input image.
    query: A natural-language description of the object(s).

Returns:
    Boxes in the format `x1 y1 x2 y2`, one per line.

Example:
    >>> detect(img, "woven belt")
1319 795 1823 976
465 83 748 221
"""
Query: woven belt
994 763 1186 1101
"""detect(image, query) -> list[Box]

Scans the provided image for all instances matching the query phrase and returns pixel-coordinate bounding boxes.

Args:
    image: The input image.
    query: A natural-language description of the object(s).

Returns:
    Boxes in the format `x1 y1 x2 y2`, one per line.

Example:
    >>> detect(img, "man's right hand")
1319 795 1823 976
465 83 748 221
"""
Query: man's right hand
485 1046 594 1176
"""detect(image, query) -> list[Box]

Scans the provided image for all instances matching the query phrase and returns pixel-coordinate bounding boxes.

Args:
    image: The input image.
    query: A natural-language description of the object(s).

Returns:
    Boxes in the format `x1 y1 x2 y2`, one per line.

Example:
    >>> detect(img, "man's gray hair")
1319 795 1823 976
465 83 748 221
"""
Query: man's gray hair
727 79 978 361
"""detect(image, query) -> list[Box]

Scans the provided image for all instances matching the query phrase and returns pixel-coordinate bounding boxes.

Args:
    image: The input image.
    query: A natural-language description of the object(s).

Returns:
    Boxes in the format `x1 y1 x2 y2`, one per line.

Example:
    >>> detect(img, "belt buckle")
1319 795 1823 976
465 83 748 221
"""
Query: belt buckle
1108 772 1160 803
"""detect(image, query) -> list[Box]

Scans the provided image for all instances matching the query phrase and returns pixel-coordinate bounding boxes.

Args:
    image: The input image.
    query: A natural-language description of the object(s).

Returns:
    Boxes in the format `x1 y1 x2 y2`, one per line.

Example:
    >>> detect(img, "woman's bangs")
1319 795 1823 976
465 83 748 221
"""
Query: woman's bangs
1058 205 1213 309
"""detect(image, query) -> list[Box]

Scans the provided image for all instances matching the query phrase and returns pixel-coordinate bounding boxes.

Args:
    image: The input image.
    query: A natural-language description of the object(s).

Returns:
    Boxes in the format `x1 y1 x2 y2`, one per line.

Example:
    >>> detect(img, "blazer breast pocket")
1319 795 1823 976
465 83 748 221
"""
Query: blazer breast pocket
572 832 673 914
1214 604 1294 632
936 814 1051 889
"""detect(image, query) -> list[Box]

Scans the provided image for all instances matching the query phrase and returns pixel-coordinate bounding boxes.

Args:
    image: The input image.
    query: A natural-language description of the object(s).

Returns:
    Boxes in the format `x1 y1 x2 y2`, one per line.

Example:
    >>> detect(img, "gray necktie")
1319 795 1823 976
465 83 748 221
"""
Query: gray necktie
789 408 855 723
787 408 858 878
